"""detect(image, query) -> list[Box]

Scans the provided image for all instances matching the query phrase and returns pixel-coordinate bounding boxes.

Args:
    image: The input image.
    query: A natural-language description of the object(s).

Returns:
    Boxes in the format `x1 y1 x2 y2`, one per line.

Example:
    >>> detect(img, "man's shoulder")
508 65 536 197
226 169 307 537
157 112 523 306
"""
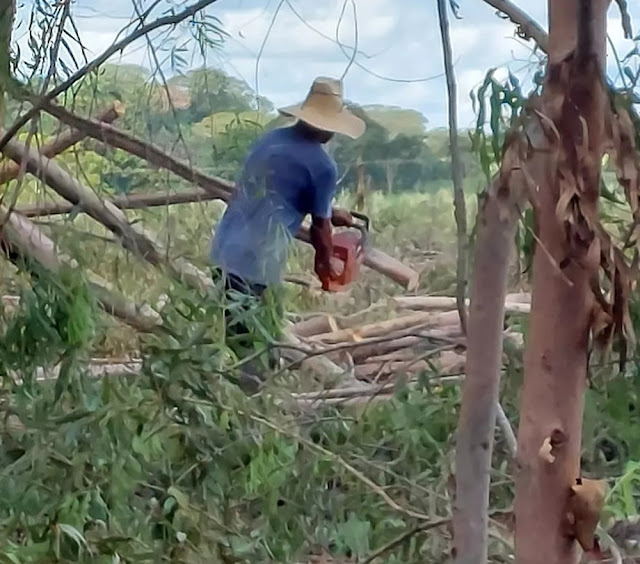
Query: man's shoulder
309 147 337 179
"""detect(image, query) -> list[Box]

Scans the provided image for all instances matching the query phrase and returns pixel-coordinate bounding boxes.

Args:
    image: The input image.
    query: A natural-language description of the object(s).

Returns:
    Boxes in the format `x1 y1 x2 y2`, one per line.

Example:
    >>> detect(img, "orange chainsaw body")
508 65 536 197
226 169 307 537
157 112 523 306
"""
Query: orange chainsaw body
319 212 369 293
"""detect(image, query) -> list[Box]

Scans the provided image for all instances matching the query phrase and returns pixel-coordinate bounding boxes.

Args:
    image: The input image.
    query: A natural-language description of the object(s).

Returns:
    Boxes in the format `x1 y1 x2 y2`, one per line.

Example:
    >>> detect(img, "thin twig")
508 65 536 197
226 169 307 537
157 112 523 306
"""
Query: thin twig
437 0 468 335
361 518 451 564
0 0 222 150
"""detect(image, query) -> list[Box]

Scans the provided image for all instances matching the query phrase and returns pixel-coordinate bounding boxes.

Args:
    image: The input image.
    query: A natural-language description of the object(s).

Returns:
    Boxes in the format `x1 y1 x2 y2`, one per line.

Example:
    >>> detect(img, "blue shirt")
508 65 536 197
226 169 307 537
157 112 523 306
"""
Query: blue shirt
210 125 338 286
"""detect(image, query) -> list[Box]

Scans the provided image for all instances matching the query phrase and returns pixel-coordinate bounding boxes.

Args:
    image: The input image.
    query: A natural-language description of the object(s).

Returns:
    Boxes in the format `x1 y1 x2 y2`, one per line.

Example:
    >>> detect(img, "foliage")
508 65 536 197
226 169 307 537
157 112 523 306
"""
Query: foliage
361 105 428 138
0 268 466 562
4 1 640 560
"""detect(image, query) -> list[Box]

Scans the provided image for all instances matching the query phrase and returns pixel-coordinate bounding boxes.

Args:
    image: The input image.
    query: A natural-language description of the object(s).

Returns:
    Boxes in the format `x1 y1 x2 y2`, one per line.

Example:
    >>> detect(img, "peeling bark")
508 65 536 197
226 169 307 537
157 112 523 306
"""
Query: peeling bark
514 2 610 564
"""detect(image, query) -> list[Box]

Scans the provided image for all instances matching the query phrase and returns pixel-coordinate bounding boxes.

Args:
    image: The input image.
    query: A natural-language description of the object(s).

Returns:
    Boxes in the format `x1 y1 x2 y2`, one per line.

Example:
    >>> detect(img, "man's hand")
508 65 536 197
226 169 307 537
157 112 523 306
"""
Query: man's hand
310 216 339 288
331 208 353 228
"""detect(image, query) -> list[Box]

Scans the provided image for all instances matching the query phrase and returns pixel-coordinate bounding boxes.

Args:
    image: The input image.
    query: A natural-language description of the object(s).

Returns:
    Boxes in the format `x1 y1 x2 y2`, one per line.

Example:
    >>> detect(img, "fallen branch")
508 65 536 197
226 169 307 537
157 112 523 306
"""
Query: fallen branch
39 101 420 290
278 327 346 381
393 296 530 314
16 186 216 217
0 103 123 185
1 210 161 331
1 133 214 293
292 301 390 337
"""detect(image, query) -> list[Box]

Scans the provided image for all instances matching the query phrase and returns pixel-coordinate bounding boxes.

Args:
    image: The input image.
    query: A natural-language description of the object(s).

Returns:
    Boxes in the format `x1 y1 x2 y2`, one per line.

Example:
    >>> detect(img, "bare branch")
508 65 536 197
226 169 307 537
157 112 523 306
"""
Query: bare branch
614 0 633 39
482 0 549 53
437 0 468 335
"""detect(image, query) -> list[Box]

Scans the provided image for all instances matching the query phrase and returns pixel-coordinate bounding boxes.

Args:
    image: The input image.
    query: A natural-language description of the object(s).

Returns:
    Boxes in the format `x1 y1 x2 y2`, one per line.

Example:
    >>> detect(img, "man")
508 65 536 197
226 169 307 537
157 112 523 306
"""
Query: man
210 76 365 388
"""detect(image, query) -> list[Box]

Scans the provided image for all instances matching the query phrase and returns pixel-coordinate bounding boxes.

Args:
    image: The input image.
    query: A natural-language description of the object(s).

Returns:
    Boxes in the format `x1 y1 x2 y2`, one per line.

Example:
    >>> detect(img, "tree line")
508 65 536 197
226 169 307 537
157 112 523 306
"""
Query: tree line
5 64 482 196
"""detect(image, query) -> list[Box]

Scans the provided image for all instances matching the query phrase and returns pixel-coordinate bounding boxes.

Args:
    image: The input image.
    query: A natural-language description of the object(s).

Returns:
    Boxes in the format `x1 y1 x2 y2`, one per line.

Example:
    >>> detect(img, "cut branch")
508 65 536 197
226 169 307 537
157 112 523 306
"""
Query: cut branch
0 209 162 331
0 103 123 185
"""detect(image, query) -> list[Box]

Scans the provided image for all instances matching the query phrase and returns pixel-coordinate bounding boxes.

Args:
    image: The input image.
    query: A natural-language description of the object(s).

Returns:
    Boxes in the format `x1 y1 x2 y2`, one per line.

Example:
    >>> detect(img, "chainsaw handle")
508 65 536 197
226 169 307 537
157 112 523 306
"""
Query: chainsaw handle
350 211 370 232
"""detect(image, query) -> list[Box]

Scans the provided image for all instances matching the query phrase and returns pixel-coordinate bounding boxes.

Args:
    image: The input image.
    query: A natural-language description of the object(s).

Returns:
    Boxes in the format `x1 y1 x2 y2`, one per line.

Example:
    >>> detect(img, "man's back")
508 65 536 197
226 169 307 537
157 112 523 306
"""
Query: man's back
210 125 338 286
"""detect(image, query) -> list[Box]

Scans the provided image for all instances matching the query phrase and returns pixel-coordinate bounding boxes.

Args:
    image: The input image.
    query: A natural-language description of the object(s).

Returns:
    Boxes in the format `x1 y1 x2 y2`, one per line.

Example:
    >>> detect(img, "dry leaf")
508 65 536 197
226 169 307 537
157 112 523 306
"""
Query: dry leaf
568 478 606 551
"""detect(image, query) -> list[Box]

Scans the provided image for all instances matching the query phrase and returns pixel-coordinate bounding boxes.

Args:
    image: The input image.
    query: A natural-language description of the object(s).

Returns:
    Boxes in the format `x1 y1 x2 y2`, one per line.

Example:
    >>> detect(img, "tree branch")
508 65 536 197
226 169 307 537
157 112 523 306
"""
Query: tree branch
482 0 549 53
16 187 216 217
1 133 215 293
0 0 222 150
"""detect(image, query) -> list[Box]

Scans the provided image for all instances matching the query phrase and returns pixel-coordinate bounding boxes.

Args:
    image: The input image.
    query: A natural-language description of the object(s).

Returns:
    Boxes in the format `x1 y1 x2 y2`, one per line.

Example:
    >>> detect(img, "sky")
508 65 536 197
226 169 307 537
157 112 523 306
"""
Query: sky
12 0 640 130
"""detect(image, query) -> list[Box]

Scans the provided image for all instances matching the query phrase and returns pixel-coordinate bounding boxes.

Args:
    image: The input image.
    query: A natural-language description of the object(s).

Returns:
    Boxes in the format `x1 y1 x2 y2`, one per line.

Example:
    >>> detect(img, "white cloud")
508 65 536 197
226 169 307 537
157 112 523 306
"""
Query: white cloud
11 0 640 128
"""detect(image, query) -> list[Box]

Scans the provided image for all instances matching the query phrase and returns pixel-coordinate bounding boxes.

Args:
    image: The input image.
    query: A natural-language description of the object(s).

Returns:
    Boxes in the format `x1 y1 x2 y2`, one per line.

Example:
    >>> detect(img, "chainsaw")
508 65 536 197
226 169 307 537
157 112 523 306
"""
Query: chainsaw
320 211 370 292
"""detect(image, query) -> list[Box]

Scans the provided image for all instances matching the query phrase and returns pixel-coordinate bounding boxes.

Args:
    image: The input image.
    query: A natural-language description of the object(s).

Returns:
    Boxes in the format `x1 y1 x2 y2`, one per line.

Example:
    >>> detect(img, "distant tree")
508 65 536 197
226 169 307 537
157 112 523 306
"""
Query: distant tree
331 103 446 193
362 104 428 137
168 68 275 123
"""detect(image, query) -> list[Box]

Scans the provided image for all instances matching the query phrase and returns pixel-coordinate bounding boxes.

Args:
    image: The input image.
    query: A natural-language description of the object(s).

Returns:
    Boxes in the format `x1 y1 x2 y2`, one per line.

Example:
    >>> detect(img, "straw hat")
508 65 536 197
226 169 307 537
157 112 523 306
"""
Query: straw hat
278 76 366 139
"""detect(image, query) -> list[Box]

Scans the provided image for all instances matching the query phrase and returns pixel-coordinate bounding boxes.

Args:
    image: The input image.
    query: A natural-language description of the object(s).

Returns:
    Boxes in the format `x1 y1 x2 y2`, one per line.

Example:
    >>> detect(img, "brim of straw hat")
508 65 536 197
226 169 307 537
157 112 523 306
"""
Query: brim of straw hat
277 103 366 139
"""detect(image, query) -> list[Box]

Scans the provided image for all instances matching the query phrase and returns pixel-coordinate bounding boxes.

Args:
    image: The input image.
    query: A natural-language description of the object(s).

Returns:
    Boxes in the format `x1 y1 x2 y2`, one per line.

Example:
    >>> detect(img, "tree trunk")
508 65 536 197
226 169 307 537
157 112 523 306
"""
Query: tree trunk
385 162 393 194
452 171 525 564
514 2 609 564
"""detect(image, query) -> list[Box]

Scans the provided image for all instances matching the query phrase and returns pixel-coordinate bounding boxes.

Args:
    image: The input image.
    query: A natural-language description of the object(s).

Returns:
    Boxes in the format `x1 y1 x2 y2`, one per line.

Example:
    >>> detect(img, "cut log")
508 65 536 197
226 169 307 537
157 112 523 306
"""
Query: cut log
392 295 530 314
349 335 424 363
0 103 123 185
277 324 347 381
292 306 387 337
355 359 430 381
40 101 420 290
311 310 461 344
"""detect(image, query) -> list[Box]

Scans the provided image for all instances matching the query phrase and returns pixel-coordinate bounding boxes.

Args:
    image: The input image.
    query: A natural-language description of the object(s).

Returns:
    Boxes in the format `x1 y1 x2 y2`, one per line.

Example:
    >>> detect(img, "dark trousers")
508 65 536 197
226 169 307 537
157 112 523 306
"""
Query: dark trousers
213 269 280 374
222 271 267 351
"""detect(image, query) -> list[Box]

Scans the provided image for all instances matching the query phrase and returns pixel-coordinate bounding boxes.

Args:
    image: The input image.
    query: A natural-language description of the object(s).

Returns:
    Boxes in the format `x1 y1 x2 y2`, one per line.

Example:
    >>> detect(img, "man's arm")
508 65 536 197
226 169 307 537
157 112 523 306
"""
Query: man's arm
309 216 334 284
309 163 340 284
